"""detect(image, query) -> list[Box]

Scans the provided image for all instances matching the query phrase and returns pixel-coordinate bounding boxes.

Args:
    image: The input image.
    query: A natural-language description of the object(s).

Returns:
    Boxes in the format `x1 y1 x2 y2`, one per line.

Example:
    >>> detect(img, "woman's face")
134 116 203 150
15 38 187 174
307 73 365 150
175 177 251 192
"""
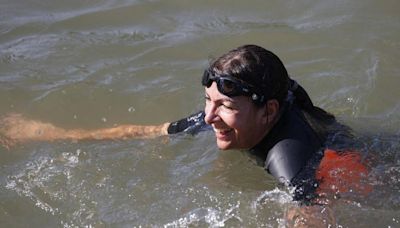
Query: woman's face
204 82 270 150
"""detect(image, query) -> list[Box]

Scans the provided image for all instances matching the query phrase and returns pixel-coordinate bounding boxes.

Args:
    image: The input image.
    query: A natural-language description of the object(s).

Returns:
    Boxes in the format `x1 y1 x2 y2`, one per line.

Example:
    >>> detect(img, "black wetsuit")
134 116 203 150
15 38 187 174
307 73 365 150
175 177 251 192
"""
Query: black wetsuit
167 102 328 202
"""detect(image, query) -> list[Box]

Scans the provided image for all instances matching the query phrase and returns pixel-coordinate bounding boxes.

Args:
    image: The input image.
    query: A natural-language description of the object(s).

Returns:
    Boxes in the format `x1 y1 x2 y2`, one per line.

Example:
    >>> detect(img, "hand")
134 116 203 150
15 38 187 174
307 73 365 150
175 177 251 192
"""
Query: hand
286 205 336 228
0 113 62 148
0 113 29 148
0 132 16 150
0 113 26 148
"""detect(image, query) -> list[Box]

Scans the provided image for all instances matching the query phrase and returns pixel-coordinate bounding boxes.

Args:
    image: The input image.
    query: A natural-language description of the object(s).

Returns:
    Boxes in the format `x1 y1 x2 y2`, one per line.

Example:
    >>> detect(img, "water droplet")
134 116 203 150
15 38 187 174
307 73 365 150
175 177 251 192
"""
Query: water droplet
128 107 136 112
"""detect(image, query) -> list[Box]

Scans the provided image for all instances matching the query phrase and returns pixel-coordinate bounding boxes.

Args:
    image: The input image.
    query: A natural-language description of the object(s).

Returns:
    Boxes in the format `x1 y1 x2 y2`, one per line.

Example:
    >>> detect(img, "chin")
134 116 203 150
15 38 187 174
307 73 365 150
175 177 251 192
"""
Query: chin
216 140 234 150
217 146 230 150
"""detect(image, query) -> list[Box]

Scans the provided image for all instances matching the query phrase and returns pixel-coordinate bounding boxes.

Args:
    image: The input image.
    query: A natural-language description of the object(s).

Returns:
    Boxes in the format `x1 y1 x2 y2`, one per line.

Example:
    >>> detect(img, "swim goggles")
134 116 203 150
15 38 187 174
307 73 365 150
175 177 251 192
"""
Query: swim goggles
201 69 265 104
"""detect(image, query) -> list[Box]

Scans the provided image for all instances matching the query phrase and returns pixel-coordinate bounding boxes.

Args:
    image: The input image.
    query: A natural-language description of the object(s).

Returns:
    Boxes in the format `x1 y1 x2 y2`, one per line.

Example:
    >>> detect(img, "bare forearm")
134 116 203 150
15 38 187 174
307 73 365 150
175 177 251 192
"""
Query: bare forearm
66 123 170 140
1 114 170 147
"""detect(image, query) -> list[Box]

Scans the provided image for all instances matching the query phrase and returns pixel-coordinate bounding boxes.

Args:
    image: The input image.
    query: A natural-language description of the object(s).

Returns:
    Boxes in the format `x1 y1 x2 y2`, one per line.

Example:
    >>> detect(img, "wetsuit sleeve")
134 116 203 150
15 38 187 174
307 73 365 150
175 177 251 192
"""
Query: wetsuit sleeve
167 111 211 135
265 139 312 184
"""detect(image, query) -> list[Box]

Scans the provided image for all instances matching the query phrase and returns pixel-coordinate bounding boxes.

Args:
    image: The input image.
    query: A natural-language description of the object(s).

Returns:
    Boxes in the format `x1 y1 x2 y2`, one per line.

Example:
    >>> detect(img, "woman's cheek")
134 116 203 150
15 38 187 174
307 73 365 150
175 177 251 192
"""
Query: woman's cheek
219 111 239 128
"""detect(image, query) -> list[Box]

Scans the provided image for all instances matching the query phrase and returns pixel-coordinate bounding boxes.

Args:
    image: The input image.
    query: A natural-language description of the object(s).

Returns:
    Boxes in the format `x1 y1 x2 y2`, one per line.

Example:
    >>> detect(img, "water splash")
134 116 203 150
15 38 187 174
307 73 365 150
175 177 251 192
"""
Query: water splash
163 203 242 228
251 188 294 214
5 156 61 216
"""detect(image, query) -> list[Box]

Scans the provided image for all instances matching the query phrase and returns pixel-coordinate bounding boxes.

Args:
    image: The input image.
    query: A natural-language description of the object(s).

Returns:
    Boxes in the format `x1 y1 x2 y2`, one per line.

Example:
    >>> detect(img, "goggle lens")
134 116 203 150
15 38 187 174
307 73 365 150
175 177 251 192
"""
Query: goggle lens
202 70 243 96
201 70 264 104
202 70 260 96
218 78 237 95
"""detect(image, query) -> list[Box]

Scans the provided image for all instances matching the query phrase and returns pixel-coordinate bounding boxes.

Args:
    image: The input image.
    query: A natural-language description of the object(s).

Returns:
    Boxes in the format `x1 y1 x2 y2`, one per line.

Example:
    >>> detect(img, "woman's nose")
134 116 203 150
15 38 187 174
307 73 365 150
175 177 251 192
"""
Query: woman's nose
204 104 220 125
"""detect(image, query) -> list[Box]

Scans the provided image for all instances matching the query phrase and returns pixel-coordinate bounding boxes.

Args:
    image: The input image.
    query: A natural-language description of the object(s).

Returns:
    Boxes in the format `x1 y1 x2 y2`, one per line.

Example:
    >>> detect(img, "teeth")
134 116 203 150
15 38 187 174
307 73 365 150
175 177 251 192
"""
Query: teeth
213 128 231 133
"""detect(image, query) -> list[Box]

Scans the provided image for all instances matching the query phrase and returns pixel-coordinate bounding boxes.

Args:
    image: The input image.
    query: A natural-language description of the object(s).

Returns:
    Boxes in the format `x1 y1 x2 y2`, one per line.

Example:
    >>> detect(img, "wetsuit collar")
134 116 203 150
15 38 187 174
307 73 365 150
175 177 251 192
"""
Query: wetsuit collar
249 100 291 163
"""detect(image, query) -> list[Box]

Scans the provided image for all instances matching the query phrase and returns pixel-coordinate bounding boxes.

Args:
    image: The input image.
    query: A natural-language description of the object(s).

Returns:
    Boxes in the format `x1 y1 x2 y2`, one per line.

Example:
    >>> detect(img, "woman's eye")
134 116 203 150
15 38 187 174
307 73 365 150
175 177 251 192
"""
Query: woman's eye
222 103 235 110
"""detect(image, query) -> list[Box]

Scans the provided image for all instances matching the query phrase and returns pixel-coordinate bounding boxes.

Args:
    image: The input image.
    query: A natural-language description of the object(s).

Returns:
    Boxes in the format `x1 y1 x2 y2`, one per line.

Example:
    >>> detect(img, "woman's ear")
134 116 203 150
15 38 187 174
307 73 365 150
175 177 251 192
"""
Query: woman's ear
261 99 280 125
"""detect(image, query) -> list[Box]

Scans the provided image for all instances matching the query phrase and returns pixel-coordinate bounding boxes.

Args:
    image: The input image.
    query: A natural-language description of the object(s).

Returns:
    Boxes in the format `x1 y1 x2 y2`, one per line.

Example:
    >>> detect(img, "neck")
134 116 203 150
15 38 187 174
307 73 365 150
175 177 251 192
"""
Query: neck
252 102 287 150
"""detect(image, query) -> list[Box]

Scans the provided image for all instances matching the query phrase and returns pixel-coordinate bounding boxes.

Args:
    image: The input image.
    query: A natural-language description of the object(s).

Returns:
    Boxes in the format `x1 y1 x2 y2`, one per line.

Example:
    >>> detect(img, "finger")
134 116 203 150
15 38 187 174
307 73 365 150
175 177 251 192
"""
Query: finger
0 135 15 150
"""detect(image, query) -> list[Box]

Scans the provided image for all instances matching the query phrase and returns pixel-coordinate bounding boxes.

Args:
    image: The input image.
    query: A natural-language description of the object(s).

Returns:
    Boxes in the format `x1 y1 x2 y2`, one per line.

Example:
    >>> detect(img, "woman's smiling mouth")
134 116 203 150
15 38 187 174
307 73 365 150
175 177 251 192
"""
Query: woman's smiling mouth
213 127 234 140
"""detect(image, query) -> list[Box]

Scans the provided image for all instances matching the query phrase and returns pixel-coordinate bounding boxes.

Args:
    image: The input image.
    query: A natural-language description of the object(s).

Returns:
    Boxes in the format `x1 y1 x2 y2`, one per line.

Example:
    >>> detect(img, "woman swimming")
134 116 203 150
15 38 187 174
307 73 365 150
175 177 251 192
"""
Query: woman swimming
0 44 371 226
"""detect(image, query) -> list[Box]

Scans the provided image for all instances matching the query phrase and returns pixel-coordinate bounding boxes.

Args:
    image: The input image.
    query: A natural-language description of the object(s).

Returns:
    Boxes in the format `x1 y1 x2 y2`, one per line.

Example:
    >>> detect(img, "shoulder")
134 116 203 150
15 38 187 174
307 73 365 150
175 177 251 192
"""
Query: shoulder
265 138 313 184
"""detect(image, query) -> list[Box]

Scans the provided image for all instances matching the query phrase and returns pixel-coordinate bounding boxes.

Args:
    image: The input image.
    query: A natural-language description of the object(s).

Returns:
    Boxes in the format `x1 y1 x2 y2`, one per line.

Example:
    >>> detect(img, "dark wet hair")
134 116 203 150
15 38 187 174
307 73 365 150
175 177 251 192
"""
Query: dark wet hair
208 44 289 105
207 44 336 125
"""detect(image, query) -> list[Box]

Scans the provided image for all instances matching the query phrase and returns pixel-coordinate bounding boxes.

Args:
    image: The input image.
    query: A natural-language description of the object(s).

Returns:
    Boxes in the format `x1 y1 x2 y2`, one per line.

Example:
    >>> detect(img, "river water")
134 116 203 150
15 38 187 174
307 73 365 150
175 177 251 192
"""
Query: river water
0 0 399 227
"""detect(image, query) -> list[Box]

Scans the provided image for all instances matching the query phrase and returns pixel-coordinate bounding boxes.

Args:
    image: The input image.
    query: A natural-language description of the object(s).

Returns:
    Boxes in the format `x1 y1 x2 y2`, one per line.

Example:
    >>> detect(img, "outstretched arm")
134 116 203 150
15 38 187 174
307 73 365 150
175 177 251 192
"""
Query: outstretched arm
0 113 170 148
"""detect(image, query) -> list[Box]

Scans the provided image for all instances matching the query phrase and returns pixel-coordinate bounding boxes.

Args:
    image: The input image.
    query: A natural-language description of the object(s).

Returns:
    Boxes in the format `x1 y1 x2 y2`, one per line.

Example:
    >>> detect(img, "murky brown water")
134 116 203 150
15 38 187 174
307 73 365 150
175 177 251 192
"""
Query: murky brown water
1 0 399 227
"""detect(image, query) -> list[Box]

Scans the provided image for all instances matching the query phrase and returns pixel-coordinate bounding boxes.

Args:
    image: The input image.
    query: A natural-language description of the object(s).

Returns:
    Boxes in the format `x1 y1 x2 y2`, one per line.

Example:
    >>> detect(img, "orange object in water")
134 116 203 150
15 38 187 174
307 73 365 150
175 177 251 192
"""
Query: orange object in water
316 149 373 197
